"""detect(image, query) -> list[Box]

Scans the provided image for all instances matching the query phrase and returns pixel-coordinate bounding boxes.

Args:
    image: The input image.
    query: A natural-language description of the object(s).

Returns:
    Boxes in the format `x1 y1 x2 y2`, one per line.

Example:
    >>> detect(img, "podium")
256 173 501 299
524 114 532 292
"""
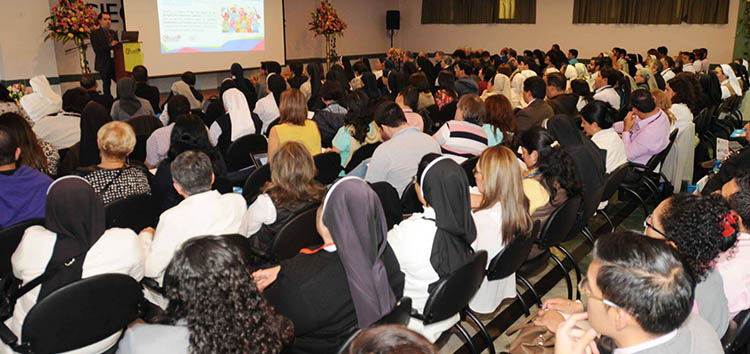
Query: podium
113 42 144 80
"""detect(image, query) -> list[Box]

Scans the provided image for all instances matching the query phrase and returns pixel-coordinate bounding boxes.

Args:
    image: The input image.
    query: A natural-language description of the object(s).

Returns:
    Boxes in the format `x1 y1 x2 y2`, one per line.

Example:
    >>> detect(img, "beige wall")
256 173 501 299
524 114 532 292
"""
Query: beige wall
397 0 741 63
284 0 398 59
0 1 60 85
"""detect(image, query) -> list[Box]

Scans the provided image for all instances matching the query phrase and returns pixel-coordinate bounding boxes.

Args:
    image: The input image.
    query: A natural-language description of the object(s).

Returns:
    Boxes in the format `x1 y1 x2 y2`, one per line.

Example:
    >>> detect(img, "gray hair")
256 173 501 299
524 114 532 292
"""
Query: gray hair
171 151 213 196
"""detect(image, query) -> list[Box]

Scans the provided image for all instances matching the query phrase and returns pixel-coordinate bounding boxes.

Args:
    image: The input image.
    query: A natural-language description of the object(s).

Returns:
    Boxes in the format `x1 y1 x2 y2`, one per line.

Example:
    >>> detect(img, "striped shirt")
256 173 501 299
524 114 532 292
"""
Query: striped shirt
432 120 488 163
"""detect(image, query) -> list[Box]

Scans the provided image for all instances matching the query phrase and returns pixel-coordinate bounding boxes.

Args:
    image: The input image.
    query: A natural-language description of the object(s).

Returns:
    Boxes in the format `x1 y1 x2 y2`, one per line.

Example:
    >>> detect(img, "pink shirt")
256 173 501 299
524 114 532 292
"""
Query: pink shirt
402 108 424 132
613 109 671 166
716 232 750 317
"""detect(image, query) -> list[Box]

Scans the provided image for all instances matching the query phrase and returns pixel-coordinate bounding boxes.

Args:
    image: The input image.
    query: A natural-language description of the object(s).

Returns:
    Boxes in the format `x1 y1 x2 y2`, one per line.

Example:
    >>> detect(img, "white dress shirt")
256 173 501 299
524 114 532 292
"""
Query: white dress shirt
2 226 144 354
140 190 246 285
387 207 460 342
469 201 516 314
239 193 277 237
591 128 627 174
661 69 676 82
31 112 81 150
593 86 621 110
682 63 696 73
252 93 280 134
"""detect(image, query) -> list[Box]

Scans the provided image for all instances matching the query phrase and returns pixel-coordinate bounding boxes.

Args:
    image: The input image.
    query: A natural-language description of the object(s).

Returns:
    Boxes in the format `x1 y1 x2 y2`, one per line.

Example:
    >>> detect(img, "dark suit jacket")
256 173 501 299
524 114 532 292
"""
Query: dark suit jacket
87 90 114 112
655 74 666 90
547 93 579 117
135 82 161 114
516 99 554 132
90 28 118 72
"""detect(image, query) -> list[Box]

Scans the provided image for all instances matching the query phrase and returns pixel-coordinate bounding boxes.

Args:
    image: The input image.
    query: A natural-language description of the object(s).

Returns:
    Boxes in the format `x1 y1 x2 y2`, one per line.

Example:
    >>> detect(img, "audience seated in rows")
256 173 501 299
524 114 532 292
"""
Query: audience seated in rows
32 87 88 150
468 145 533 313
140 150 244 303
240 141 325 256
3 176 143 354
0 125 52 229
118 235 293 354
363 102 440 196
432 94 488 163
254 177 404 353
268 89 322 162
74 121 151 204
0 113 58 176
110 78 154 122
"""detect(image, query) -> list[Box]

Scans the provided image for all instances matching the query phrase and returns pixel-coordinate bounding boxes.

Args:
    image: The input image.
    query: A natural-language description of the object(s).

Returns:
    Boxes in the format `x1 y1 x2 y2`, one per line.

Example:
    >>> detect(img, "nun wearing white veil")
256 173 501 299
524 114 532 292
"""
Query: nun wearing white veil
717 64 743 100
208 88 256 154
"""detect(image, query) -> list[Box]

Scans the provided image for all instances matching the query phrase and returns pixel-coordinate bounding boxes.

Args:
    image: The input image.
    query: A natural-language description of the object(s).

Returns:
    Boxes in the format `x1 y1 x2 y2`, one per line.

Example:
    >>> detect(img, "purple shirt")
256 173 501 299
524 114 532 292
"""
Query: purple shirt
0 166 52 228
613 109 670 165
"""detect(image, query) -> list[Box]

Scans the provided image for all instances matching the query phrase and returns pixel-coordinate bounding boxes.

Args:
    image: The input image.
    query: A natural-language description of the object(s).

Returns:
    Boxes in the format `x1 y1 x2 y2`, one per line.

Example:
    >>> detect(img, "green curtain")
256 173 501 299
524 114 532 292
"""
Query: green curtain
421 0 535 24
573 0 728 24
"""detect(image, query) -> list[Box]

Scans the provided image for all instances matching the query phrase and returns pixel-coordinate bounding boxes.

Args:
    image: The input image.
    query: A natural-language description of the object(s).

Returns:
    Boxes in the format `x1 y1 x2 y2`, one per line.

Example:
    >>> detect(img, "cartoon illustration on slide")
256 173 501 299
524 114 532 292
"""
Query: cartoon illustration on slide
222 6 262 33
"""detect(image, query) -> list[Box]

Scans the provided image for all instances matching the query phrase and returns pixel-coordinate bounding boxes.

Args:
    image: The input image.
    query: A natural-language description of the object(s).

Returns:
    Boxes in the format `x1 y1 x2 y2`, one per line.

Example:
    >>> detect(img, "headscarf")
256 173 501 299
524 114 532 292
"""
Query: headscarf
638 67 658 91
39 176 106 300
79 101 113 166
171 81 201 109
222 88 255 140
721 64 743 97
419 157 476 283
564 65 577 81
491 73 512 100
116 78 142 116
574 63 590 81
359 72 381 100
20 75 62 122
321 177 396 328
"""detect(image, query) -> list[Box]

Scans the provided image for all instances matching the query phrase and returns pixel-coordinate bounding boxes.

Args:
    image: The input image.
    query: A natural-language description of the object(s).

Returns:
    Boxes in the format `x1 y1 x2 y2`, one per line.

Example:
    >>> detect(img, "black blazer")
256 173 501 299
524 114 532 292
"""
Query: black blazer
516 99 554 132
90 28 118 71
547 93 580 117
135 83 161 114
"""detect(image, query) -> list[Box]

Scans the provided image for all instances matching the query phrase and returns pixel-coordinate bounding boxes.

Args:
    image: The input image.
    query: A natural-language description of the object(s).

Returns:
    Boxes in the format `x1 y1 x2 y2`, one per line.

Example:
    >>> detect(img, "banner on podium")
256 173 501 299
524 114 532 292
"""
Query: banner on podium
122 42 143 72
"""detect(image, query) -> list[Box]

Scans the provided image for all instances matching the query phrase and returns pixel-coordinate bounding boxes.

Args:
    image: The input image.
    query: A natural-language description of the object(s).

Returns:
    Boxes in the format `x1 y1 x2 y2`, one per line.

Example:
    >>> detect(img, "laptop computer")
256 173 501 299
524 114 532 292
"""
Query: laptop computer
121 31 139 43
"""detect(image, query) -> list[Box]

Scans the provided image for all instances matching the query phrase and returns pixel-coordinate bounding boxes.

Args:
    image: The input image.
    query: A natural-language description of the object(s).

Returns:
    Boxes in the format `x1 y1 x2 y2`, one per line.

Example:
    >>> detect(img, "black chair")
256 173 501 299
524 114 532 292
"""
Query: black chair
486 221 541 317
225 134 268 172
598 163 630 232
619 129 678 216
130 135 148 163
434 101 457 131
0 273 145 354
242 163 271 204
520 196 583 302
418 105 438 134
400 181 424 215
271 205 323 260
410 251 488 354
264 117 281 137
104 194 156 232
461 156 479 187
723 309 750 354
369 182 402 230
314 152 343 185
336 297 414 354
344 143 381 174
0 219 44 277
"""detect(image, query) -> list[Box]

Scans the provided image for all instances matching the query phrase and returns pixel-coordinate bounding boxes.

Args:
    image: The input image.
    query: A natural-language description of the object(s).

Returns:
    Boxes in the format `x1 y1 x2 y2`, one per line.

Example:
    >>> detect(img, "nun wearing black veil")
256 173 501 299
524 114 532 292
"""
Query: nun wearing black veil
387 154 477 342
257 177 404 354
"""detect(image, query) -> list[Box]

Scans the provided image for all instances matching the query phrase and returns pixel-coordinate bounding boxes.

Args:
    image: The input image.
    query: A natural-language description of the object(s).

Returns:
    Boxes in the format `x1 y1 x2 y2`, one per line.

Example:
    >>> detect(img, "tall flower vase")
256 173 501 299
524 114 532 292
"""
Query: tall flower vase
325 34 331 70
73 37 91 75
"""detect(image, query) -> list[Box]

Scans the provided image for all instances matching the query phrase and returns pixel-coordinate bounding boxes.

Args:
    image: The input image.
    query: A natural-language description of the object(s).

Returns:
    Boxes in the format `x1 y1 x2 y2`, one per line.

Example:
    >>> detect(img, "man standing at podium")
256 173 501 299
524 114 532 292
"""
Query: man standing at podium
91 13 118 97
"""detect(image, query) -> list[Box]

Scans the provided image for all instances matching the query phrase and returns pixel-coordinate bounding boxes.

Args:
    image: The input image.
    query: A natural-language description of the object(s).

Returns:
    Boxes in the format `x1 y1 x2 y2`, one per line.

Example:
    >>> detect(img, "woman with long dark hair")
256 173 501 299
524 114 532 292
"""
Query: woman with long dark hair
435 70 457 111
118 235 294 353
331 91 381 169
0 112 58 176
301 62 324 110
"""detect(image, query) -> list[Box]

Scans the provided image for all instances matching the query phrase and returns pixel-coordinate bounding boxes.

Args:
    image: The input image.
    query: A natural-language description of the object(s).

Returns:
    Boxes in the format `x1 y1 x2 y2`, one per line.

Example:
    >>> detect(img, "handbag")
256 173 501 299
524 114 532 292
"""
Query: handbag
507 310 555 354
0 257 77 321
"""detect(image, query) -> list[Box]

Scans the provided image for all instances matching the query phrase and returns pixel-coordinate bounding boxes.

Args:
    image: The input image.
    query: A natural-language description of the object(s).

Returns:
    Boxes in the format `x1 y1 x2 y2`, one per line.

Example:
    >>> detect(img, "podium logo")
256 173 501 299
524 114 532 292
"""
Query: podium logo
162 34 181 42
125 47 142 55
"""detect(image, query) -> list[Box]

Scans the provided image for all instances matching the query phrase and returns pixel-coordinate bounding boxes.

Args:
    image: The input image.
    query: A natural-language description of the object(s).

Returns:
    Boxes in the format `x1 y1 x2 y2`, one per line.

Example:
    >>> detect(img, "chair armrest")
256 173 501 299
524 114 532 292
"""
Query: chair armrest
409 308 424 321
627 162 649 171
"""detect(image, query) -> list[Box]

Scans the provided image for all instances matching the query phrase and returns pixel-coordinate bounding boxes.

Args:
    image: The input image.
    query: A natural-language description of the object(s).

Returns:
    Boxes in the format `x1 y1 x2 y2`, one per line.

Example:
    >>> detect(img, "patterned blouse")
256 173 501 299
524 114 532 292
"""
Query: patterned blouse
39 140 59 177
78 166 151 204
434 89 456 110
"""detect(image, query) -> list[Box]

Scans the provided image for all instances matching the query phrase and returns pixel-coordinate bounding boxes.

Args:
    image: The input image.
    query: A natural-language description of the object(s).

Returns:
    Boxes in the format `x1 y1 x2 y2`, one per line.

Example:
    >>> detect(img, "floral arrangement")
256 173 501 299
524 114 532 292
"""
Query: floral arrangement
7 83 31 104
388 48 405 64
44 0 99 44
309 1 347 37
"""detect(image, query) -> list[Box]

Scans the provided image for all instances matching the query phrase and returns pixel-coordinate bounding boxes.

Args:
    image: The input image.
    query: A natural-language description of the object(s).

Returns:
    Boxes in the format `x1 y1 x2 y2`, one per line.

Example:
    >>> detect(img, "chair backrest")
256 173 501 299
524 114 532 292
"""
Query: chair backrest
314 152 343 185
344 143 381 174
104 194 156 232
21 273 144 353
129 135 148 163
271 205 323 260
0 219 44 276
225 134 268 172
601 163 629 204
537 195 582 249
460 156 479 187
725 308 750 353
374 297 413 327
265 117 281 137
487 221 540 281
400 181 424 214
566 181 604 241
644 129 678 172
369 182 402 230
421 251 487 325
242 163 271 204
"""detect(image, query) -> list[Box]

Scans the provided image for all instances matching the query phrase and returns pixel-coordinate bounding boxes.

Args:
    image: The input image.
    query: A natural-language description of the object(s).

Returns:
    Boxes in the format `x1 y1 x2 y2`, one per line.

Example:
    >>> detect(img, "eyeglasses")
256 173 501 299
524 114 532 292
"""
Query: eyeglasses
578 276 622 309
643 214 669 239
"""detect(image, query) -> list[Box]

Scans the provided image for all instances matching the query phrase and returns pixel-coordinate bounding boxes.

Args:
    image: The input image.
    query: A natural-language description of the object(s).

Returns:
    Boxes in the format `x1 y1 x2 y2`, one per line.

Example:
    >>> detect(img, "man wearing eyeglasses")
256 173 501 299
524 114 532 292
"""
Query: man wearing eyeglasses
538 231 722 354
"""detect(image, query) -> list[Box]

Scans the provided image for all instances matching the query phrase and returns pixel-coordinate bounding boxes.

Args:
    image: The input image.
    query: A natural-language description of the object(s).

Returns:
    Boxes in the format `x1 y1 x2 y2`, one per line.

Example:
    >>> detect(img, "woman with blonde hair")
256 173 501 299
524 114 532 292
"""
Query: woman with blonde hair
74 121 150 204
240 141 326 256
651 89 677 124
469 145 533 313
267 89 322 162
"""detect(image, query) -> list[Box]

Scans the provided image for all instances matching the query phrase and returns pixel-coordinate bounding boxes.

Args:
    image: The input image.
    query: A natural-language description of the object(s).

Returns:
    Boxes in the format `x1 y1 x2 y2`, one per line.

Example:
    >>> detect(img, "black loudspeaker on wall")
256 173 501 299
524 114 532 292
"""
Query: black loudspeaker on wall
386 11 400 30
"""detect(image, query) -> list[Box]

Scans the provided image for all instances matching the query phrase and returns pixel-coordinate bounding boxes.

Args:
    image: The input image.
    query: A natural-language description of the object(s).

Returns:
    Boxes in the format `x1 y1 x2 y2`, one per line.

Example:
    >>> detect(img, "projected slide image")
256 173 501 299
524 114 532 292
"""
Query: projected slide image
158 0 265 54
